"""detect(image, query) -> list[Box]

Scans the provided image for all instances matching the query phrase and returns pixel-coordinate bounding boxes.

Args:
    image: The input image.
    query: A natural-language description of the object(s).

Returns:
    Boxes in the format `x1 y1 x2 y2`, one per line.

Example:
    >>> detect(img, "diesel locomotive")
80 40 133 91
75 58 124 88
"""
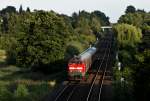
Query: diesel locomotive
68 45 97 80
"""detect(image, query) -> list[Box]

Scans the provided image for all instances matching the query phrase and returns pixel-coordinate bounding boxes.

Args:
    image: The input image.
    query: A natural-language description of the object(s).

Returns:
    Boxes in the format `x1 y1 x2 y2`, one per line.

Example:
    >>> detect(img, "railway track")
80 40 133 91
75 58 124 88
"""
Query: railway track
53 33 113 101
86 39 112 101
54 81 79 101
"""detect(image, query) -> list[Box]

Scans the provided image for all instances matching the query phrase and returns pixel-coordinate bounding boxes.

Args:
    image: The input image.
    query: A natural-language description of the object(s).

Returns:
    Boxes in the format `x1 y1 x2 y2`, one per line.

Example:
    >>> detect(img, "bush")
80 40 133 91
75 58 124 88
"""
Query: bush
0 84 13 101
14 84 30 101
0 35 17 64
118 50 132 65
30 82 50 101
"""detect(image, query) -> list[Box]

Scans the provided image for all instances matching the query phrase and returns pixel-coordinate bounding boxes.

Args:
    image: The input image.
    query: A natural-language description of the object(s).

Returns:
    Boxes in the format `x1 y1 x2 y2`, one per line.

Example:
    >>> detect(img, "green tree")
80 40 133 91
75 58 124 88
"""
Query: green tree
113 24 142 47
133 50 150 101
19 5 23 14
1 15 9 33
15 11 69 71
71 12 78 28
75 17 91 35
118 13 143 27
90 17 101 34
125 5 136 13
91 11 110 25
0 6 16 14
26 7 30 13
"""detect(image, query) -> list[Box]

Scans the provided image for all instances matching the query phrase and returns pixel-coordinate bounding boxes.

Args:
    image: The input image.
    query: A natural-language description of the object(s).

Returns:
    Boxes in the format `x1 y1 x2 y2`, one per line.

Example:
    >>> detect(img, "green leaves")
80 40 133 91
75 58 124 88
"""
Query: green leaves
113 24 142 48
0 84 13 101
125 5 136 14
14 84 29 98
15 11 69 70
118 13 143 27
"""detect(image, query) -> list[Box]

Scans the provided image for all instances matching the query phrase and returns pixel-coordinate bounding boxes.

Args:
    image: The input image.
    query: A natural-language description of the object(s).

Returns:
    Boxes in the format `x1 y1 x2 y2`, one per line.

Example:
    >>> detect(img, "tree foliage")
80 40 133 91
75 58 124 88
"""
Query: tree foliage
91 11 110 25
0 6 16 14
0 84 13 101
125 5 136 14
114 5 150 101
0 5 110 72
16 11 69 71
19 5 23 14
113 24 142 47
14 84 30 101
26 7 30 13
133 50 150 101
118 13 143 27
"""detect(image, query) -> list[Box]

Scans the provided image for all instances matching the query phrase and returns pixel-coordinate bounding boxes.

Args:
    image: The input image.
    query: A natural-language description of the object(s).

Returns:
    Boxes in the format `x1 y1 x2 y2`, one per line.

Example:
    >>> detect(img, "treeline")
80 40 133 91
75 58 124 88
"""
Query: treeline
113 5 150 101
0 6 110 73
118 5 150 48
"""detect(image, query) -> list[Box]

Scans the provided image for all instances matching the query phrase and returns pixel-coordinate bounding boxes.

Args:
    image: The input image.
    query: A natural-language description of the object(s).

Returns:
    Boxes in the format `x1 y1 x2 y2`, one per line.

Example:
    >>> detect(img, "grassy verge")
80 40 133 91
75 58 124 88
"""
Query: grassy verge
0 62 66 101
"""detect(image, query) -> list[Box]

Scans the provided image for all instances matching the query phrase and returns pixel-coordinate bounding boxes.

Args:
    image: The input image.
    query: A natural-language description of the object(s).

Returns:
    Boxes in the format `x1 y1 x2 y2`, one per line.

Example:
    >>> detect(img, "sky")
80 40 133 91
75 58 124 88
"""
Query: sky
0 0 150 23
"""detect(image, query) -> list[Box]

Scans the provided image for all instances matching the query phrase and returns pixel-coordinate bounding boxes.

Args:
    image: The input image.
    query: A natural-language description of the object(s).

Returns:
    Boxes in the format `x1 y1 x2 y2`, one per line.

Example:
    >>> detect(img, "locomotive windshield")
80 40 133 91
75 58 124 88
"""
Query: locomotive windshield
69 57 82 64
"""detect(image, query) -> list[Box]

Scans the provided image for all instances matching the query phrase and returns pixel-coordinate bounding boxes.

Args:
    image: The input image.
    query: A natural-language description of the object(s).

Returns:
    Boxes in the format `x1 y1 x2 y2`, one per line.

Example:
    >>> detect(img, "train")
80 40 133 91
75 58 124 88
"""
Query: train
68 43 98 80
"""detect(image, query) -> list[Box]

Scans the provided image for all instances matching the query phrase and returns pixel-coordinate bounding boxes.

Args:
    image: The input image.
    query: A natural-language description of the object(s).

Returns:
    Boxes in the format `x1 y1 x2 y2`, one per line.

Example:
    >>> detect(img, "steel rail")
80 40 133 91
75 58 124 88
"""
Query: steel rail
98 40 111 101
66 84 78 101
54 83 70 101
86 38 111 101
54 81 78 101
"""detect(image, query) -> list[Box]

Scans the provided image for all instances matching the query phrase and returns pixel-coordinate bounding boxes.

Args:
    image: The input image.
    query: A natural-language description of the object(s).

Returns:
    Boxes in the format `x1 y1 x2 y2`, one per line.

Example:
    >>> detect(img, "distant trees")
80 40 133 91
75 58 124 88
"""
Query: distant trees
125 5 136 14
26 7 30 13
118 13 143 27
0 6 16 14
75 16 92 35
19 5 23 14
1 16 9 33
118 6 150 48
90 17 101 34
91 11 110 25
71 10 109 35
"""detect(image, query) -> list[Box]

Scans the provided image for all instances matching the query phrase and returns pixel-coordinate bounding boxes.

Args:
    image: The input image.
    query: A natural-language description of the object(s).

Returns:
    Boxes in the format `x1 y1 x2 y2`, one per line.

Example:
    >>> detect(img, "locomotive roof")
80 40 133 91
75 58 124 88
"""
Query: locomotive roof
79 47 96 60
69 47 96 63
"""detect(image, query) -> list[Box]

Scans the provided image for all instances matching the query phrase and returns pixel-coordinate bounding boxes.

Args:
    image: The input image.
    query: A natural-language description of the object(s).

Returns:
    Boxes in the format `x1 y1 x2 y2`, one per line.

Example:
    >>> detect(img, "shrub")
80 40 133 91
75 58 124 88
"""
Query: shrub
0 84 13 101
30 82 50 101
14 84 30 101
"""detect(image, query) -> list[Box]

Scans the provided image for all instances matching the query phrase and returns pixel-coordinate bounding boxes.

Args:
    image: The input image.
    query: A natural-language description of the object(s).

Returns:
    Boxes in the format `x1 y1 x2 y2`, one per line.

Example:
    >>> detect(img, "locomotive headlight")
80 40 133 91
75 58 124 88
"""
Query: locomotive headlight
69 67 75 70
77 67 83 70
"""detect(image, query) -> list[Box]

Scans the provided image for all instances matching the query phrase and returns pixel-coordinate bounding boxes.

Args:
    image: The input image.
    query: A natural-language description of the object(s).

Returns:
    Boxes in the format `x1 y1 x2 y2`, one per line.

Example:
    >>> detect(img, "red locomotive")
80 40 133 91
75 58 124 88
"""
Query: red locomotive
68 47 97 80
